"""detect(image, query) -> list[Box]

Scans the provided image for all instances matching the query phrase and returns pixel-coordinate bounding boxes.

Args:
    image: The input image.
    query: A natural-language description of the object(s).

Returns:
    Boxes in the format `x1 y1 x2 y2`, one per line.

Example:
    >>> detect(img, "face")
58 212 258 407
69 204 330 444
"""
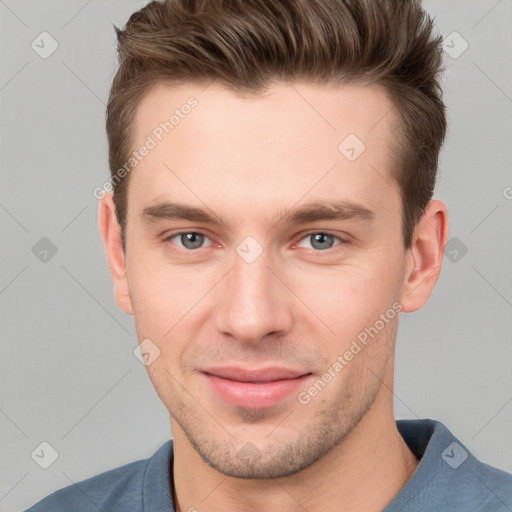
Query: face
119 81 412 478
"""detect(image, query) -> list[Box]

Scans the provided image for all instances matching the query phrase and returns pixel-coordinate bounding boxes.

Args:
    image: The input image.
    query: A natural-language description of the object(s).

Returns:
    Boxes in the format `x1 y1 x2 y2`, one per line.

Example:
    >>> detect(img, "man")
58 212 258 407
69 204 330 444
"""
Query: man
26 0 512 511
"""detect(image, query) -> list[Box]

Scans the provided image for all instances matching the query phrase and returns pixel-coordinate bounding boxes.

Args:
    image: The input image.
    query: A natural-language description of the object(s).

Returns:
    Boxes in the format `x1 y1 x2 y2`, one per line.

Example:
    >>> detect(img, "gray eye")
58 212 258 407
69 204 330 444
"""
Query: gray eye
309 233 335 250
179 232 205 249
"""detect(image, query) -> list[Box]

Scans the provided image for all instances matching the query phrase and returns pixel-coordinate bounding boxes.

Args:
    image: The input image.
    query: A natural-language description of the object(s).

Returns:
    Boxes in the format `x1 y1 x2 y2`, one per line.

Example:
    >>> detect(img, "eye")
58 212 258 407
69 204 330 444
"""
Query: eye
168 232 213 250
296 232 343 251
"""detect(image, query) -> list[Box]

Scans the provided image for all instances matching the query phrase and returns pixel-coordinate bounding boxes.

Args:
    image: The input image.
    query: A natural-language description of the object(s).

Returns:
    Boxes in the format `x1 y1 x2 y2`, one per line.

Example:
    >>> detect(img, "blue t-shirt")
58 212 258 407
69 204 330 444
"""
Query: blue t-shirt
24 419 512 511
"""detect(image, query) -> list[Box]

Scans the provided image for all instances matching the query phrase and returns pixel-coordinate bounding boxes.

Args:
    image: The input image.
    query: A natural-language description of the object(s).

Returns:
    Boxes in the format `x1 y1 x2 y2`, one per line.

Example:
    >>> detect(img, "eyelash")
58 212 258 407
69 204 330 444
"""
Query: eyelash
164 230 347 253
294 231 347 252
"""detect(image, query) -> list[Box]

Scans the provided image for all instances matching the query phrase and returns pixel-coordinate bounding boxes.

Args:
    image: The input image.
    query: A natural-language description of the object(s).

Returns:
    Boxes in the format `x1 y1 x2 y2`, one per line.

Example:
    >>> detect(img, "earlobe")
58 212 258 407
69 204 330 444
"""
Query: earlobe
400 200 449 313
98 194 133 315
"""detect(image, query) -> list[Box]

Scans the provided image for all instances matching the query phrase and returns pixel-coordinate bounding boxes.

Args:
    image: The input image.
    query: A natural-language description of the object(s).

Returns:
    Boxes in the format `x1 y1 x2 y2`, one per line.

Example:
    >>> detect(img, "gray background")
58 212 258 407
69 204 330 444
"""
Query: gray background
1 0 511 510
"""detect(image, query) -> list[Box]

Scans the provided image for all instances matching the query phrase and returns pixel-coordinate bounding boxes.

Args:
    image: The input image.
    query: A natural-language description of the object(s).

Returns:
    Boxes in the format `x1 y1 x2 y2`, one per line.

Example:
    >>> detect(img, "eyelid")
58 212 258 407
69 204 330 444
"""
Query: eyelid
164 229 217 249
293 230 348 251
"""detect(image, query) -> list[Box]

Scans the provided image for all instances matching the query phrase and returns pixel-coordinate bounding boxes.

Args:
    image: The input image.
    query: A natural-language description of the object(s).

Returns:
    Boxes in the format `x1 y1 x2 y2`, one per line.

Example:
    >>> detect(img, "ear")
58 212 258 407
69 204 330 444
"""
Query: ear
400 200 449 313
98 193 133 315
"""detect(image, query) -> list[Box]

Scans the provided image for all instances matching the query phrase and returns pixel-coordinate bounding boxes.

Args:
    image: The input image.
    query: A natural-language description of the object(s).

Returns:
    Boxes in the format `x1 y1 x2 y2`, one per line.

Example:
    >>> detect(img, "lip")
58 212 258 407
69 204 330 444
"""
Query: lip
201 366 312 409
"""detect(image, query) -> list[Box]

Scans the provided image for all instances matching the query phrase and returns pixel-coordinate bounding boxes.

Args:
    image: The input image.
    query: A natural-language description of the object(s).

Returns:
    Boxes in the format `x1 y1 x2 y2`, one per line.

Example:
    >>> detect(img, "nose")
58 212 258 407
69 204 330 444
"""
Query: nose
213 248 294 344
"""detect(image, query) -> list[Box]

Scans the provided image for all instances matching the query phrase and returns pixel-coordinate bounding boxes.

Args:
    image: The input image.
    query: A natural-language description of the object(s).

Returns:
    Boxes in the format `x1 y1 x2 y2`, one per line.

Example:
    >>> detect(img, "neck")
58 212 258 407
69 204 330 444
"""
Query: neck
171 392 419 512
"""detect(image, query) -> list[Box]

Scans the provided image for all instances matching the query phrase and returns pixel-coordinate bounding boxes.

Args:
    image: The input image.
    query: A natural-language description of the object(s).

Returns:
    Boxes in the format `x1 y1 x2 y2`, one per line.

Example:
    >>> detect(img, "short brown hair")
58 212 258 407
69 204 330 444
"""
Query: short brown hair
106 0 446 249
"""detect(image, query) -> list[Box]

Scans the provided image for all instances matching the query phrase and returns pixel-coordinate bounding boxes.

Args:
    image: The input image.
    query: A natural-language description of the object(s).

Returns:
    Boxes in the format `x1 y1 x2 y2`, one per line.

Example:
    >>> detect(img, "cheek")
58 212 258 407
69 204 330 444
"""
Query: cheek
126 249 180 338
289 256 403 345
126 250 219 348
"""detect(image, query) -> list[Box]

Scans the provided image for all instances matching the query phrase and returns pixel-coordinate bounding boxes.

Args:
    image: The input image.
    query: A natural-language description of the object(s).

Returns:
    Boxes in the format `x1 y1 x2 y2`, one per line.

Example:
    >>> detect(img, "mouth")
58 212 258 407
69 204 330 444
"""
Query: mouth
201 366 312 409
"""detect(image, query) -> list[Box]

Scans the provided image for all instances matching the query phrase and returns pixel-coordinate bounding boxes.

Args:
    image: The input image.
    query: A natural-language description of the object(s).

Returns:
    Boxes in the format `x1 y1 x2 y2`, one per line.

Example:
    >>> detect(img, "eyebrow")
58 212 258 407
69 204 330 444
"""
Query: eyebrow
141 203 225 226
278 200 375 225
140 200 375 228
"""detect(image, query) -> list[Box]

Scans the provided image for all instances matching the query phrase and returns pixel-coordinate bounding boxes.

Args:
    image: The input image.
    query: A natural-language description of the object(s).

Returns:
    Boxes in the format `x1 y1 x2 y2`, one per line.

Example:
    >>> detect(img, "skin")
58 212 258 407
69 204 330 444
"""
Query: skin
99 81 448 512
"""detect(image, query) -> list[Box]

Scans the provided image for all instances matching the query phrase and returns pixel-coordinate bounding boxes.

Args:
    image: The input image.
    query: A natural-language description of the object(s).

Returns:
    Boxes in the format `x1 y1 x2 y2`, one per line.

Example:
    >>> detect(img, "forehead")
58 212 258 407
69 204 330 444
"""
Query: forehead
134 81 396 149
128 81 401 223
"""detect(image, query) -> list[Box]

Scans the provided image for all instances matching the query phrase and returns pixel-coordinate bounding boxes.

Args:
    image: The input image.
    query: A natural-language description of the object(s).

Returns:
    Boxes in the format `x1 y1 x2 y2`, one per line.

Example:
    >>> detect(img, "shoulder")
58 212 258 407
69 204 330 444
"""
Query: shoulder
389 419 512 512
24 460 146 512
436 451 512 511
24 440 173 512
